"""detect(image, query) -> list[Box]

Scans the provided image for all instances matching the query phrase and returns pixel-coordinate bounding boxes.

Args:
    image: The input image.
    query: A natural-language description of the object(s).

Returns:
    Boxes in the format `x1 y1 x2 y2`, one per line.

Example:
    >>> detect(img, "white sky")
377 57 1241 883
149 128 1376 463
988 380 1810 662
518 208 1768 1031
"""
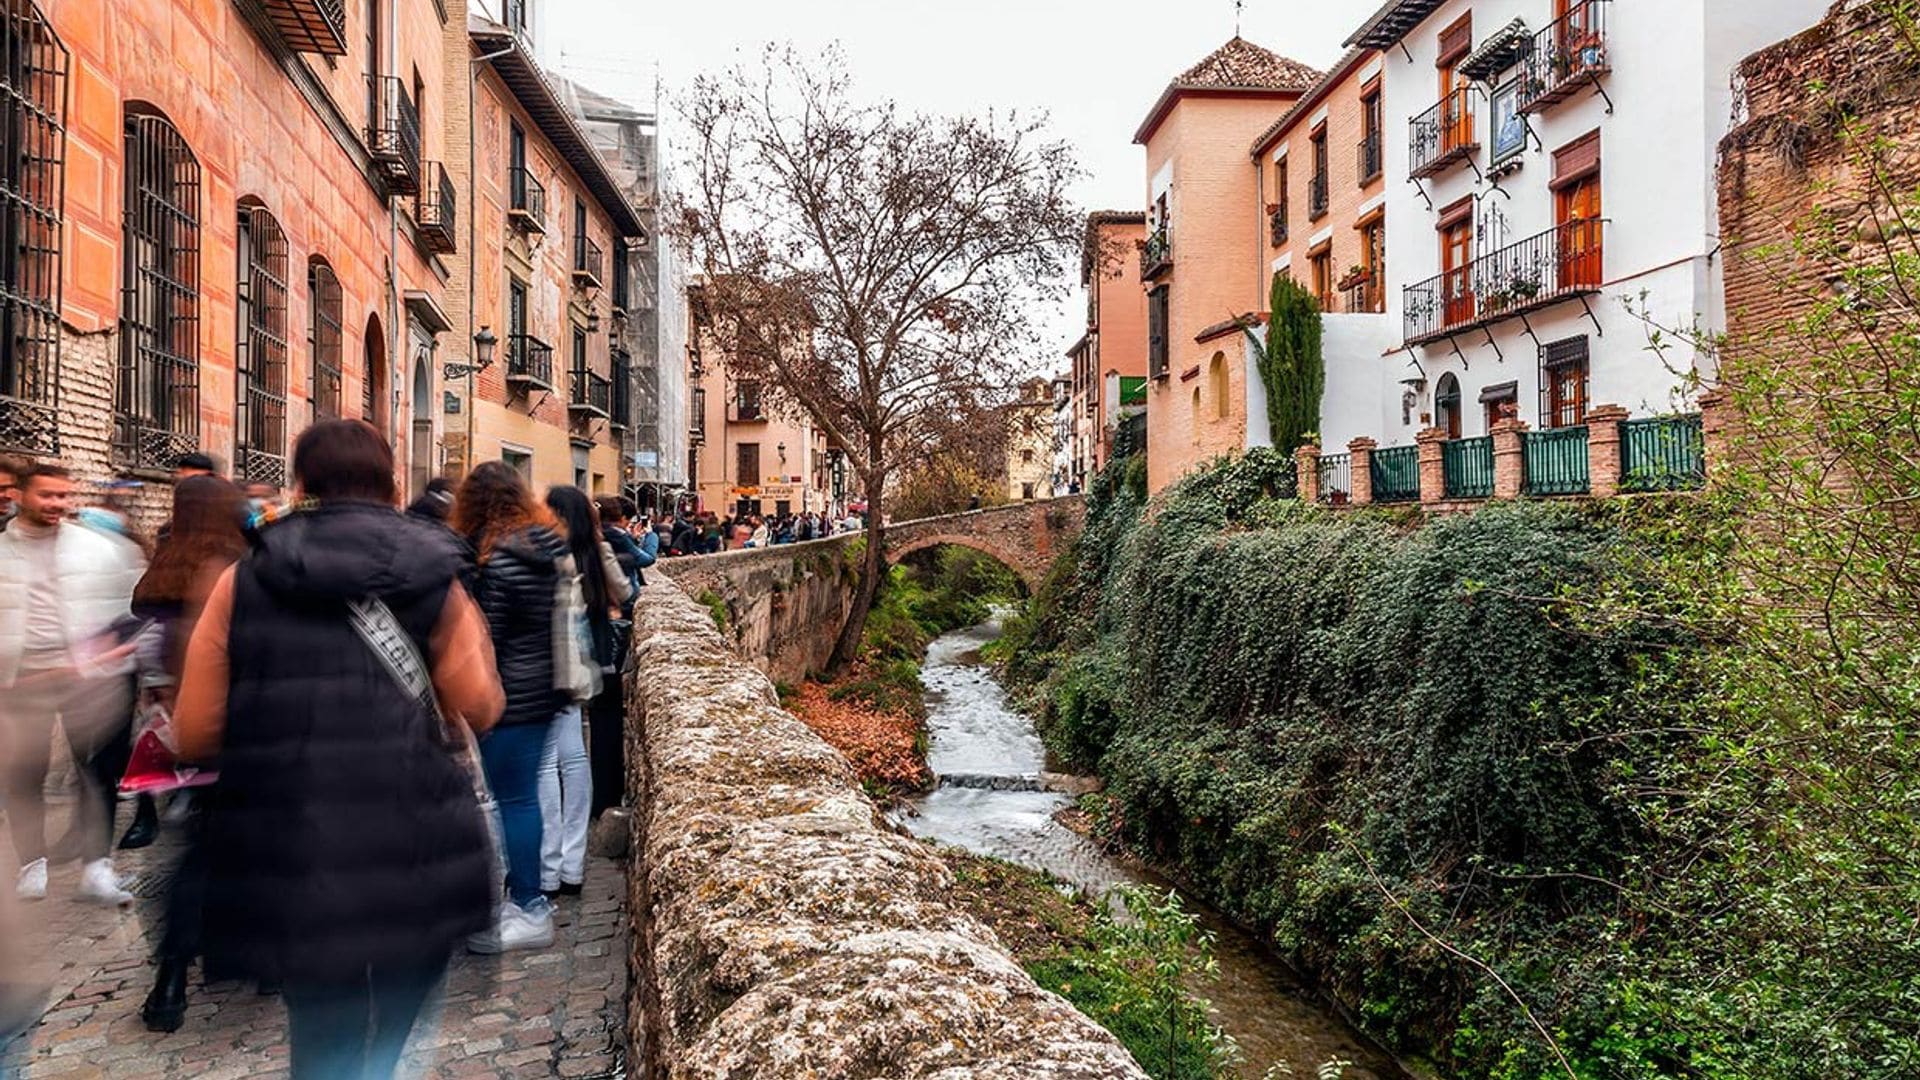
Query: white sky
543 0 1376 374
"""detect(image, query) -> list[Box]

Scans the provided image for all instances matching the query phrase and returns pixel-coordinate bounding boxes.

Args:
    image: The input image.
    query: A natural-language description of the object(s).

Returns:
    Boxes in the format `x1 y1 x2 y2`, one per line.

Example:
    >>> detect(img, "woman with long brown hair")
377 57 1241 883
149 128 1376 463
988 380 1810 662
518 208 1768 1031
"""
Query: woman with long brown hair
450 462 570 952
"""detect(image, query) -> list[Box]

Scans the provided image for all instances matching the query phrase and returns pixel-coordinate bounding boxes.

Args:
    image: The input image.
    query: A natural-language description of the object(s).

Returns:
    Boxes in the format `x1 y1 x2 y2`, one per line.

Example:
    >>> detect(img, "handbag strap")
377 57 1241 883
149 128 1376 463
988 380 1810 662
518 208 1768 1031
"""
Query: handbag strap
347 596 449 739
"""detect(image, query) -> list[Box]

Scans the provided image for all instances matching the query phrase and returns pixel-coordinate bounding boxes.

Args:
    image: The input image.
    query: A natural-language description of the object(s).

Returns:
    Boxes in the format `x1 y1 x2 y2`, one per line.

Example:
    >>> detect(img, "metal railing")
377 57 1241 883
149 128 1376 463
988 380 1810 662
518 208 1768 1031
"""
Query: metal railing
1371 445 1421 502
509 165 545 232
1317 452 1351 506
1403 219 1608 343
505 332 553 391
1522 426 1590 495
569 367 610 417
1269 209 1287 247
504 0 529 33
415 161 456 253
1357 131 1383 182
1620 413 1705 492
1342 278 1383 314
1521 0 1611 113
1409 87 1477 179
366 76 420 195
1140 227 1172 279
1308 171 1329 219
573 234 603 287
689 387 706 442
1442 436 1494 498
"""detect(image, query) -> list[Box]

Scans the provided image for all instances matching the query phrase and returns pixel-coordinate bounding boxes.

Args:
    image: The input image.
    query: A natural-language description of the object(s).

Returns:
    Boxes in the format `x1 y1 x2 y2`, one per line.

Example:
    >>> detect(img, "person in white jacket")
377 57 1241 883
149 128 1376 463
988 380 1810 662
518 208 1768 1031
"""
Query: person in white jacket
0 462 145 905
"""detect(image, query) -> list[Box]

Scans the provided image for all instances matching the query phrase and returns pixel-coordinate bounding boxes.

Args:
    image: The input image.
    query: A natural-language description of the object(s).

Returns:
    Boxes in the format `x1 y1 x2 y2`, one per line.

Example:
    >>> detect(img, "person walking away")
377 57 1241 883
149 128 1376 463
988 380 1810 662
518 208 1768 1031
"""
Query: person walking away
0 462 145 906
174 420 502 1078
406 477 457 527
451 462 570 951
128 475 249 1031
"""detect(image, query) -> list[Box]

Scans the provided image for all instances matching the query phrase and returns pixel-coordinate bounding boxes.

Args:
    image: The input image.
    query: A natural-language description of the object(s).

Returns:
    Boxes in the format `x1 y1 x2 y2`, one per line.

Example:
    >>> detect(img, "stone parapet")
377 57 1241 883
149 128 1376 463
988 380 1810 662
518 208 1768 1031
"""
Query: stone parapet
623 577 1149 1079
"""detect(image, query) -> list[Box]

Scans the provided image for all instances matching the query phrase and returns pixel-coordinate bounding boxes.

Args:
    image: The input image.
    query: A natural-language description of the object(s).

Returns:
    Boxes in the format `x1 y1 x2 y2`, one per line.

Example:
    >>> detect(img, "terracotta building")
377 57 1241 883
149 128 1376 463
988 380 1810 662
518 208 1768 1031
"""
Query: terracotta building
1005 377 1056 502
1064 211 1149 488
1134 37 1321 493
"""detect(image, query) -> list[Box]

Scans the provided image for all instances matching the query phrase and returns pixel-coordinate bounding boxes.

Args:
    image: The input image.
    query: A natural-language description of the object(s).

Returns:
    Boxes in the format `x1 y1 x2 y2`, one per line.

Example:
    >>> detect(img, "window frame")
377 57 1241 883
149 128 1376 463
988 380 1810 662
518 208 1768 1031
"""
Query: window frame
0 0 67 456
235 203 291 486
116 110 203 472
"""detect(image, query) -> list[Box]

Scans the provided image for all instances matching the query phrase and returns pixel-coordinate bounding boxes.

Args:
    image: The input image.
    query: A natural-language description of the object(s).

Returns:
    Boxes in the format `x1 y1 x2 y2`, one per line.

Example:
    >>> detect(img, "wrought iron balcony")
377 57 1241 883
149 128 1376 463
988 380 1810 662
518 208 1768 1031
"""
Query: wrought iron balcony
569 367 610 419
415 161 456 254
573 235 603 289
509 166 545 235
1308 172 1329 220
1269 209 1288 247
1520 0 1611 113
1402 218 1607 345
259 0 347 56
366 76 420 196
1409 87 1478 179
1357 131 1383 183
505 332 553 392
728 398 766 423
1140 227 1172 280
1342 277 1383 314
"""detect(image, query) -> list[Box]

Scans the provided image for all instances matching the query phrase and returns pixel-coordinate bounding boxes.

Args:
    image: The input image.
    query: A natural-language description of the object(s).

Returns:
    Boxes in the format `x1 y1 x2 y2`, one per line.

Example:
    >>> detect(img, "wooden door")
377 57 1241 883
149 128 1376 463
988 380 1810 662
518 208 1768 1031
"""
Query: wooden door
1442 220 1474 326
1557 177 1602 288
1441 67 1473 154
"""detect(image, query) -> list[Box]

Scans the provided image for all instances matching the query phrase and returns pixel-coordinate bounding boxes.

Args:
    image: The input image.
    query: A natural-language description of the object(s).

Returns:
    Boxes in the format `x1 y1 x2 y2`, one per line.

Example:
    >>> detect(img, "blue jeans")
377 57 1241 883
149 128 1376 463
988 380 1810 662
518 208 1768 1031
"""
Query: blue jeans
284 962 443 1079
478 723 546 908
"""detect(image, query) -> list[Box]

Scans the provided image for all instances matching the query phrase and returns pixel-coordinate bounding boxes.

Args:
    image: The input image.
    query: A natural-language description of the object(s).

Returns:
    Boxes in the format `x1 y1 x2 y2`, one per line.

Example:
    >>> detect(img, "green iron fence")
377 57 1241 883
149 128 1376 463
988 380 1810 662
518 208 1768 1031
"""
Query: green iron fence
1522 425 1590 495
1620 413 1704 492
1371 445 1421 502
1442 436 1495 499
1318 452 1352 506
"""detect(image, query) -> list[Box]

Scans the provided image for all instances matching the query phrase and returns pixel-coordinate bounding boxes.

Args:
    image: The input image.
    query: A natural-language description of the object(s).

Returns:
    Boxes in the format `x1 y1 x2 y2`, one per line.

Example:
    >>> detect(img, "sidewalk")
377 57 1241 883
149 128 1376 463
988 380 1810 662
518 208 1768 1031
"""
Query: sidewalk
3 797 627 1079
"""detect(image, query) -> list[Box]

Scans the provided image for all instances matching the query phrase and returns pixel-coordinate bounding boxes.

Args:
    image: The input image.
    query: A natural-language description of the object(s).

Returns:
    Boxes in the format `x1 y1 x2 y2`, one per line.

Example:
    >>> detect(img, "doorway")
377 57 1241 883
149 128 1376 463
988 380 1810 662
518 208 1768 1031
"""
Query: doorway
409 343 434 499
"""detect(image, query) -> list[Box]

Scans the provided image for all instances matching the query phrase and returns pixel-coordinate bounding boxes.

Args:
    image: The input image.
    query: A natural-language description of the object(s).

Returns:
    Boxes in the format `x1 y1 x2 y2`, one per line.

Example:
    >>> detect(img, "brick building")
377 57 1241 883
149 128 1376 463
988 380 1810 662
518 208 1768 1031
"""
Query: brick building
1134 37 1320 493
1063 210 1148 488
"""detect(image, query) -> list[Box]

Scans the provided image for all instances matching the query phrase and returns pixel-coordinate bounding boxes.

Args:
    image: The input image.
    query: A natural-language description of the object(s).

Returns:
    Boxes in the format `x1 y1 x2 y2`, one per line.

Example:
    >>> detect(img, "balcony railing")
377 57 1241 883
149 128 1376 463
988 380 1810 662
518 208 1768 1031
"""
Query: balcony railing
415 161 456 254
508 166 545 234
1357 131 1383 183
610 355 632 429
1409 87 1478 179
1520 0 1611 113
569 367 610 419
1308 172 1329 220
1442 436 1494 499
573 235 604 288
1403 218 1607 344
1140 227 1172 280
505 332 553 392
1342 277 1383 314
1522 426 1591 496
729 398 766 423
1620 414 1705 492
689 388 706 442
366 76 420 196
1371 445 1421 502
1317 452 1351 506
1270 209 1288 247
260 0 347 55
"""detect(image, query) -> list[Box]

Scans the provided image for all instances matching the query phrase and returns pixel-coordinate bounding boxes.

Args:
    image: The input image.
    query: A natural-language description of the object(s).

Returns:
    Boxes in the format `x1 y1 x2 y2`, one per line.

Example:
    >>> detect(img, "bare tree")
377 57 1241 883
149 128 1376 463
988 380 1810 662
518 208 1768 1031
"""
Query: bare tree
675 47 1082 673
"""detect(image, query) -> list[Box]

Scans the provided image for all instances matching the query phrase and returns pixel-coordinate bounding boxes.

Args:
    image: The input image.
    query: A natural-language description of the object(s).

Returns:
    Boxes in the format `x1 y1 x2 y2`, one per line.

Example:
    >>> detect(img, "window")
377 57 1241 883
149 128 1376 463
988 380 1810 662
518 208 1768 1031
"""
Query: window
1021 448 1034 464
1355 216 1386 313
736 441 760 485
1553 132 1603 289
508 278 528 339
1190 387 1202 445
117 112 202 471
735 379 762 420
1438 15 1474 156
1435 373 1462 439
1270 159 1288 246
1359 84 1383 182
1481 380 1519 430
308 261 343 421
235 204 290 486
502 446 532 481
0 0 66 456
571 326 587 382
1541 336 1590 428
1439 203 1474 327
1309 247 1333 311
1021 482 1036 500
1308 127 1329 219
362 314 385 431
1147 286 1169 378
363 0 380 134
1209 351 1228 419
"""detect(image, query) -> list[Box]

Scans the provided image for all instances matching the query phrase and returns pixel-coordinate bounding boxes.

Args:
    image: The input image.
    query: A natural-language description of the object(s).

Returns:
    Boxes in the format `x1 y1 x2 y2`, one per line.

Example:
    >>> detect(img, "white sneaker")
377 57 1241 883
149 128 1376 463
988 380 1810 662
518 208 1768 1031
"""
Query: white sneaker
467 899 554 955
76 858 133 907
15 858 47 901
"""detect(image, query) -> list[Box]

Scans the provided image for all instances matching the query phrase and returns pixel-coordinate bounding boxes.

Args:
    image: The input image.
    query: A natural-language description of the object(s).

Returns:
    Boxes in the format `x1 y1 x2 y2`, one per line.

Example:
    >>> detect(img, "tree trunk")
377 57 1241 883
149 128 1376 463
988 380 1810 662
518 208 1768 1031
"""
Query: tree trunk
826 479 885 676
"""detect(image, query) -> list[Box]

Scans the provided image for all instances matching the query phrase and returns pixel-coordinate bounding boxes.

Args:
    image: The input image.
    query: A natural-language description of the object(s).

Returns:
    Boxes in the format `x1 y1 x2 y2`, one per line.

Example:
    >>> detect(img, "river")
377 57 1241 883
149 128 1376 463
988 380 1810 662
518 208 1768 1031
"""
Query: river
899 619 1408 1080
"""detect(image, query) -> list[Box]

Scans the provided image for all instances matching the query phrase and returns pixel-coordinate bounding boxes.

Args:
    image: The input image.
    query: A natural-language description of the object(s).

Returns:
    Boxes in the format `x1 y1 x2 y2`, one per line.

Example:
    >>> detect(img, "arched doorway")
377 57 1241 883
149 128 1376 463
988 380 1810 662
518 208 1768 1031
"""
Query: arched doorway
362 313 387 437
410 354 434 497
1435 372 1462 439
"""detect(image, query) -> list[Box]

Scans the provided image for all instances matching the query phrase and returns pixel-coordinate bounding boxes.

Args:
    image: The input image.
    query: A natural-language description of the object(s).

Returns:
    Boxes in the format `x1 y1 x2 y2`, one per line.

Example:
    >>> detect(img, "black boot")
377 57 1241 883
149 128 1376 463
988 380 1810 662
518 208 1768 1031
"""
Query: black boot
140 958 189 1033
118 796 159 850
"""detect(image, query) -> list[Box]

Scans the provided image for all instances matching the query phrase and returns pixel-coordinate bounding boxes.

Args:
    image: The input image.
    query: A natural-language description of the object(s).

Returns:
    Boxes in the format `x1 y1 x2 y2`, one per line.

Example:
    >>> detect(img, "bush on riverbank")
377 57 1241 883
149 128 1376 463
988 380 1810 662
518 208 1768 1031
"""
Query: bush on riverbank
1002 447 1920 1079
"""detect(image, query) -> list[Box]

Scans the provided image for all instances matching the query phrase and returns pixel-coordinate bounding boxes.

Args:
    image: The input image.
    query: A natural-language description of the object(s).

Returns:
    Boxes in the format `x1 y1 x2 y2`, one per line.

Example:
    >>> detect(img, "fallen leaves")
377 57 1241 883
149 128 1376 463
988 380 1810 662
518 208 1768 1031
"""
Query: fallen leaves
787 680 933 791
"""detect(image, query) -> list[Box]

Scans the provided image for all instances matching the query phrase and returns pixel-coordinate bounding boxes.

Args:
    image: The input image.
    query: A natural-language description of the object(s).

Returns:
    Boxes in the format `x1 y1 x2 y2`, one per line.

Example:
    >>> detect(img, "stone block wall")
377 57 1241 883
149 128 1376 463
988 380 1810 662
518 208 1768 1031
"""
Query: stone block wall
621 577 1147 1079
654 536 859 685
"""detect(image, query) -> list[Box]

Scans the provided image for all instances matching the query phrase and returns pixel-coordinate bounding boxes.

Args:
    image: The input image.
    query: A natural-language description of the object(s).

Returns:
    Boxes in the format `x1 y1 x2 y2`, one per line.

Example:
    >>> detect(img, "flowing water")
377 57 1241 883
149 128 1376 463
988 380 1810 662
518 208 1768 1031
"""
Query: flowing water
900 619 1408 1080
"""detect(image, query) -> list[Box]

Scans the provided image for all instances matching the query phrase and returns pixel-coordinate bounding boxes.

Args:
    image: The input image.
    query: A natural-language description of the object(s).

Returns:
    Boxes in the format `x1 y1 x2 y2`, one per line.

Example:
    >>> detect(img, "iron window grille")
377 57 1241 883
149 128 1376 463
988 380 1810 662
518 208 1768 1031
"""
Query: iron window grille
366 75 420 196
117 113 202 472
1539 334 1591 429
1147 286 1169 379
505 332 553 392
689 387 706 442
415 160 456 253
0 0 66 456
609 347 631 429
235 206 290 487
509 165 545 234
732 380 764 422
308 262 343 421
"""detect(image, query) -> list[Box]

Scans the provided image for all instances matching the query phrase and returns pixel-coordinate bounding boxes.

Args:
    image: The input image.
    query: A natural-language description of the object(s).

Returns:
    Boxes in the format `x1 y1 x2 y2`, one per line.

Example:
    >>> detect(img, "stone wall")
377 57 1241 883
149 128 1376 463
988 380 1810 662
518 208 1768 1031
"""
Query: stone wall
654 536 859 685
621 577 1147 1079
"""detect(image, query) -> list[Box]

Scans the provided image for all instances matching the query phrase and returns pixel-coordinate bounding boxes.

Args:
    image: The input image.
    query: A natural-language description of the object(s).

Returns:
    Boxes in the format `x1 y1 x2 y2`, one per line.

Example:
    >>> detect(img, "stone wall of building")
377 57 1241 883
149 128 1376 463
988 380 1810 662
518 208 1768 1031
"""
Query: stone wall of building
620 577 1147 1079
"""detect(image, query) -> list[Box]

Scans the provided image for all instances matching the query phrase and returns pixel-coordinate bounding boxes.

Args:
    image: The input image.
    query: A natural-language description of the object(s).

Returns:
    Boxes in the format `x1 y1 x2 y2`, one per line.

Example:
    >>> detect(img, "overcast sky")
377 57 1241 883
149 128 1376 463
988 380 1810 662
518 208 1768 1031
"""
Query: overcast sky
543 0 1374 373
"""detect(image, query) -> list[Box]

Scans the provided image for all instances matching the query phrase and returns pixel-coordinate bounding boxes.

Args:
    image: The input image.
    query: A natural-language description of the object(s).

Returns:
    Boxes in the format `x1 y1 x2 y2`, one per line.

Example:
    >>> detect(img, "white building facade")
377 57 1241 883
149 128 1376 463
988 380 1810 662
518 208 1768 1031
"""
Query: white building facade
1337 0 1826 451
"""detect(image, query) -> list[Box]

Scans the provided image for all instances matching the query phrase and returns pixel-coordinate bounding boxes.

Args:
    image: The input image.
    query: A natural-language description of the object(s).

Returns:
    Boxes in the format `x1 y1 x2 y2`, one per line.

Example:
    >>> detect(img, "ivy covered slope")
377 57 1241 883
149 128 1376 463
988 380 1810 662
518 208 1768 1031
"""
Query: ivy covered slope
999 449 1919 1080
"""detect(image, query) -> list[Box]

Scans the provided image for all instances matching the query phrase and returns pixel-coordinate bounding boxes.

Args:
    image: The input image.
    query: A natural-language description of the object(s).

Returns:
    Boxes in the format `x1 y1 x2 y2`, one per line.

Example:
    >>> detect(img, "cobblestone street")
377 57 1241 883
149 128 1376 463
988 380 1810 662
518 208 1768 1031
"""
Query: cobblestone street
4 796 628 1080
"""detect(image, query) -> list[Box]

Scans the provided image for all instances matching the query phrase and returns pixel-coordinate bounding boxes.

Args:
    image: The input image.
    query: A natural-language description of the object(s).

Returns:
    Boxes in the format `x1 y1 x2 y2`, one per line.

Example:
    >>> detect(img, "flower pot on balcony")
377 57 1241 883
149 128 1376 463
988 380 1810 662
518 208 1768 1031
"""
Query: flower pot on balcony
1510 278 1541 300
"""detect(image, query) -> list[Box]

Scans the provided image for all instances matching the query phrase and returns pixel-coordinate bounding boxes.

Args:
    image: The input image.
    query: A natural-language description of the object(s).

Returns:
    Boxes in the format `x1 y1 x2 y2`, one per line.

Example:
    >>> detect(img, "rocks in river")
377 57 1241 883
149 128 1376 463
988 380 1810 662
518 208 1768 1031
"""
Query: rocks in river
939 773 1049 792
1040 772 1105 797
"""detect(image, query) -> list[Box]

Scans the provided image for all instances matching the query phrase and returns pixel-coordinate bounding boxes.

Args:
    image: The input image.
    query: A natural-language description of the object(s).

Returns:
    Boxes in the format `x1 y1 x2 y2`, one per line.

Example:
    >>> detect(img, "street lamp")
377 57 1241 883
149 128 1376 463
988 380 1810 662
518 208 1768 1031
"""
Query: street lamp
443 325 498 381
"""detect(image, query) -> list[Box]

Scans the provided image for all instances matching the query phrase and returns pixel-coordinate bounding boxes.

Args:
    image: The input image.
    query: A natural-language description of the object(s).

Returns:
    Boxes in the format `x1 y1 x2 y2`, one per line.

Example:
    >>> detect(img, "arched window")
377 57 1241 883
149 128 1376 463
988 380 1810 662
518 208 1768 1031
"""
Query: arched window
363 313 386 435
1435 372 1462 439
117 109 201 471
308 259 343 421
0 0 67 456
1209 351 1229 420
235 202 289 486
1190 386 1202 446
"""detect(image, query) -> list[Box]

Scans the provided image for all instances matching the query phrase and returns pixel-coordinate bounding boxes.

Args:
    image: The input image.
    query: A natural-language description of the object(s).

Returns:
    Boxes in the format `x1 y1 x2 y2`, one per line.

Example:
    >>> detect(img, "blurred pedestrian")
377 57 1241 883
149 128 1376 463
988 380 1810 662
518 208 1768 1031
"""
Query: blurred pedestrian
406 476 457 527
0 452 23 532
451 462 568 952
174 420 503 1079
0 462 145 907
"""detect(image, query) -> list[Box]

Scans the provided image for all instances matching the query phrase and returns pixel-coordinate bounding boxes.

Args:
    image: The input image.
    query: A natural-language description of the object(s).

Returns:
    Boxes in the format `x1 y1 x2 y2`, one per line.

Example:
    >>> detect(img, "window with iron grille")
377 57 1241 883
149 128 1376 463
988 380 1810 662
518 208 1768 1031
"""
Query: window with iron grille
308 260 342 420
1147 286 1169 378
117 112 202 471
1539 334 1590 428
236 205 290 486
0 0 66 456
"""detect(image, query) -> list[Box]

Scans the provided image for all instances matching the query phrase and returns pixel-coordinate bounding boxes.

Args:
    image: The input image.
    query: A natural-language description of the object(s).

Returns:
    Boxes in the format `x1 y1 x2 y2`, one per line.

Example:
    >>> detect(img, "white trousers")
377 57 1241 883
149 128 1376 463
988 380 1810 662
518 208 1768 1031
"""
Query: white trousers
537 705 590 890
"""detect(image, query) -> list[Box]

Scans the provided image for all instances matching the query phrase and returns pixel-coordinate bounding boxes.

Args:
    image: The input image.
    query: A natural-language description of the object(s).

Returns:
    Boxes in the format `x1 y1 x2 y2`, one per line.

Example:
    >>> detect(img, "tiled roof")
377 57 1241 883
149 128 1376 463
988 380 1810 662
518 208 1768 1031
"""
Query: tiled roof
1250 47 1373 157
1134 36 1322 144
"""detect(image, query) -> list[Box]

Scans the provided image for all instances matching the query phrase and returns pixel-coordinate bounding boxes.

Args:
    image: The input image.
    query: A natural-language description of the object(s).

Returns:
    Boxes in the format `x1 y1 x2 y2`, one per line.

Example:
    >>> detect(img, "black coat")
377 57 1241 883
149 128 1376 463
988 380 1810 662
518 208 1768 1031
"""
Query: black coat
465 525 567 728
202 503 492 985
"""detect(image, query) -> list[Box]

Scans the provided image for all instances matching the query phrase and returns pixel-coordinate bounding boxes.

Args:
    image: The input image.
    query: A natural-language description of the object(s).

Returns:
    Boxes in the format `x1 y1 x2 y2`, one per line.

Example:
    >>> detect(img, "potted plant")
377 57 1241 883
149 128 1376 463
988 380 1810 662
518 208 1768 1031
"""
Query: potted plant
1484 287 1512 312
1336 264 1371 291
1510 276 1541 300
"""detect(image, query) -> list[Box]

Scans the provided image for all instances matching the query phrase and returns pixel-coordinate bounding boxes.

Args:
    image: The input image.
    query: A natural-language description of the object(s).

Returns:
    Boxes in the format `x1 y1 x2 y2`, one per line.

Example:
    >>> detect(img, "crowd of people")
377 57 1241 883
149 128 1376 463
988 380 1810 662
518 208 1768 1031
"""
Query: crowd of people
645 508 864 557
0 420 674 1078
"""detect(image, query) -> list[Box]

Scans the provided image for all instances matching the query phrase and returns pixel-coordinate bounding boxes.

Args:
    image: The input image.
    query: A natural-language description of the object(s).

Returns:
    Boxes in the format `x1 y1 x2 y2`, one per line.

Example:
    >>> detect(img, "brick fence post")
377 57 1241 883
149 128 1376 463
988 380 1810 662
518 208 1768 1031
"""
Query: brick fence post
1347 437 1377 506
1415 427 1448 505
1491 418 1530 500
1584 404 1629 498
1697 387 1728 483
1295 442 1321 503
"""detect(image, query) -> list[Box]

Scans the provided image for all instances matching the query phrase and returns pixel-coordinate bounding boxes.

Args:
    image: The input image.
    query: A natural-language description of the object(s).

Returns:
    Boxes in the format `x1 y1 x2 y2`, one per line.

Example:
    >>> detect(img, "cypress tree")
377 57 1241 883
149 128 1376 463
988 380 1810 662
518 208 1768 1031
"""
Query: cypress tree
1249 272 1324 454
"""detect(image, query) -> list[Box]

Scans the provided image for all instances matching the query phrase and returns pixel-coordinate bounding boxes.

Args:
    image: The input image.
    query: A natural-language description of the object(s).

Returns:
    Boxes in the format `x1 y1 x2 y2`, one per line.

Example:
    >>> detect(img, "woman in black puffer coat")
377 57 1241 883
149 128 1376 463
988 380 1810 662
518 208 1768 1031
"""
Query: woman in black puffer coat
450 462 570 953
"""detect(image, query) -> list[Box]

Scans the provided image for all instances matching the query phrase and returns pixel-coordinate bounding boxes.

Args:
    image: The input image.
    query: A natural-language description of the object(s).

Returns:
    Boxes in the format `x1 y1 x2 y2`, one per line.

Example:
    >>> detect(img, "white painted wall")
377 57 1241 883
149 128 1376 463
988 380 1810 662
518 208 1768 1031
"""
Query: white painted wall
1245 313 1401 453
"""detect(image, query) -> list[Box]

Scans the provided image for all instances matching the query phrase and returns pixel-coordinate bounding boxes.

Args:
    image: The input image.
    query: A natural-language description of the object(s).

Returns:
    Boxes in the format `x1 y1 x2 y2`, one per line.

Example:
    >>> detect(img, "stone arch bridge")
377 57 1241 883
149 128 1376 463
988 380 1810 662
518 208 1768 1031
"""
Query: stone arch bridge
883 495 1086 591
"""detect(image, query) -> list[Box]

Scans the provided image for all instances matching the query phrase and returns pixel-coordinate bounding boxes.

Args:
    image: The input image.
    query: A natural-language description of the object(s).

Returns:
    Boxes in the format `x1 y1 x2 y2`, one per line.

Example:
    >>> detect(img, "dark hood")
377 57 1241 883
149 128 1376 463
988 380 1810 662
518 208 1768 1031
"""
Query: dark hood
248 502 465 605
484 525 567 572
